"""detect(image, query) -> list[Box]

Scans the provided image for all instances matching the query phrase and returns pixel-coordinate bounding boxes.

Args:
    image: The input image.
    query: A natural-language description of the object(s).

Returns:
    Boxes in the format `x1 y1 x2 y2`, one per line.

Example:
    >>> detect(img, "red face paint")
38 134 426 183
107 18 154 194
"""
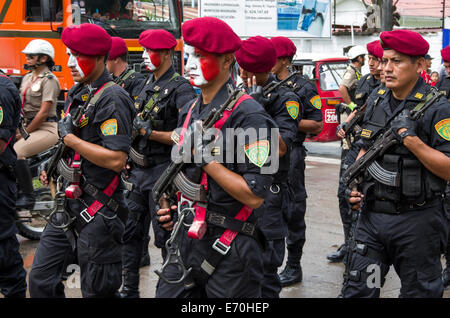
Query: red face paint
76 55 96 78
194 48 220 82
149 51 161 68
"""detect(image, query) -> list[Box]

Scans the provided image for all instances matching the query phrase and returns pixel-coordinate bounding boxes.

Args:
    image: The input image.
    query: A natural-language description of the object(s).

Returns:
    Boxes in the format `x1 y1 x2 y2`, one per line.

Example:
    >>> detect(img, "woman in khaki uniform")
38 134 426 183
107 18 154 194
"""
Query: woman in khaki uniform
15 39 60 208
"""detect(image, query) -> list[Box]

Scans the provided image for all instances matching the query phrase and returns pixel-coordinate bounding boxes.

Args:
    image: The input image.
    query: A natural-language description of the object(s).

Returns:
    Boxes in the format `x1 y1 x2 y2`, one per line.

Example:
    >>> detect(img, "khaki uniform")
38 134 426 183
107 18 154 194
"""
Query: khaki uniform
341 65 361 91
14 67 60 158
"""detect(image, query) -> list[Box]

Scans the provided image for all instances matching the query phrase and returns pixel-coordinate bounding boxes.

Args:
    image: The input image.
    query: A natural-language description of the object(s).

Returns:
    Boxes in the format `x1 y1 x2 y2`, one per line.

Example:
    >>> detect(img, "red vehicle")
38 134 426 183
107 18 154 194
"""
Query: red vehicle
293 56 350 142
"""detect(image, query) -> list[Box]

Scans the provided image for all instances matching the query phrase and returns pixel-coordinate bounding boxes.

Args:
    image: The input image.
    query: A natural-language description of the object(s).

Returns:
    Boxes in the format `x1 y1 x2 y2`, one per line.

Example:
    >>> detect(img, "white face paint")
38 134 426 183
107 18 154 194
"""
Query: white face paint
142 48 157 71
66 47 85 79
185 44 208 86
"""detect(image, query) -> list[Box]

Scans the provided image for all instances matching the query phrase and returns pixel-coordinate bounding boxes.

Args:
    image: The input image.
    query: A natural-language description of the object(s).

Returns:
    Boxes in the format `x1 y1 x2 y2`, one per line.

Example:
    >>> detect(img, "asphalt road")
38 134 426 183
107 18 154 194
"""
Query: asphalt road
11 142 450 298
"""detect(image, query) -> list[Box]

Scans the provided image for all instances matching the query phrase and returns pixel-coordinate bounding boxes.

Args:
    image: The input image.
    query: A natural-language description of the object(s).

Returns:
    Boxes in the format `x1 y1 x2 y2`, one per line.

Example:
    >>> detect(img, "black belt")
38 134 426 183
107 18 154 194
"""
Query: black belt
206 211 266 249
25 116 58 124
369 196 442 214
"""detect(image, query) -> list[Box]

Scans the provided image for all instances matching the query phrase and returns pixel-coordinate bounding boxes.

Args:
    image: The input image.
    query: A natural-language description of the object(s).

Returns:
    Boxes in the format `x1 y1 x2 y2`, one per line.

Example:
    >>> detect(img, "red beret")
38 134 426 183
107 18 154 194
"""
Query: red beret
380 30 429 56
236 36 277 73
108 37 128 60
441 46 450 62
62 23 112 56
270 36 297 58
182 17 241 54
366 40 383 59
138 29 177 50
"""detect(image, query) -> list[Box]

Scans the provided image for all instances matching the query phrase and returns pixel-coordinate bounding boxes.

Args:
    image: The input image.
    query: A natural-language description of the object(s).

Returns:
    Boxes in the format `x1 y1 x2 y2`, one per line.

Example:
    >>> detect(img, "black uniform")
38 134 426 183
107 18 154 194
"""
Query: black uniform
284 74 323 270
251 74 301 297
29 70 134 298
155 79 277 298
0 75 27 298
341 77 450 298
113 66 147 101
337 74 381 247
121 66 196 297
435 74 450 285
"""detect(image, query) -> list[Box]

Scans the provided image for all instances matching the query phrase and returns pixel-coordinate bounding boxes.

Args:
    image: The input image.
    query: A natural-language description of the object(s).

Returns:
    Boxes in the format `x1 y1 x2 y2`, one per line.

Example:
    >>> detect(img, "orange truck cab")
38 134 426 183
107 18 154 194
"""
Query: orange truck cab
0 0 184 98
292 56 350 142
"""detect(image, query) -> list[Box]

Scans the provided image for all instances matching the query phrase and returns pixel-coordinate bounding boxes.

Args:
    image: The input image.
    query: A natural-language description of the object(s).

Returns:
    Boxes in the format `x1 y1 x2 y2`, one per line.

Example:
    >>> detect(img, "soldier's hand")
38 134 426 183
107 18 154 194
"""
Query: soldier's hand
58 114 76 141
348 190 364 211
336 123 346 139
248 76 270 107
133 115 153 138
157 197 176 231
391 109 417 142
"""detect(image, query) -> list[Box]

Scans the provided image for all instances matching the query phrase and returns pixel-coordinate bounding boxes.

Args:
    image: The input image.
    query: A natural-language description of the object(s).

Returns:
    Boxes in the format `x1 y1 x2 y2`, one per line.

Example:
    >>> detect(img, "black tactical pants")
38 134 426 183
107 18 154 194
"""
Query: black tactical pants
29 198 125 298
0 170 27 298
122 162 170 273
155 212 264 298
341 200 447 298
286 144 307 265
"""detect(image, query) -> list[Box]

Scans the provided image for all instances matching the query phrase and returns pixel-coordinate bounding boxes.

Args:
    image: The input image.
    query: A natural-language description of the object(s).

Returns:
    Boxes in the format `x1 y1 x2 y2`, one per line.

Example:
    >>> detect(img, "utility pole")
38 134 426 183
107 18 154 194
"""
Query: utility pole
442 0 446 30
381 0 393 31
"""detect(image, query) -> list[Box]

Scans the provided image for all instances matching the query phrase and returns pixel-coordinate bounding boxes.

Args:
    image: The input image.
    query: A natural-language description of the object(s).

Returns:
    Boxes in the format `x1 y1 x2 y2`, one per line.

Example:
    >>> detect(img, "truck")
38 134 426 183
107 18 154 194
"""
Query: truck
0 0 185 93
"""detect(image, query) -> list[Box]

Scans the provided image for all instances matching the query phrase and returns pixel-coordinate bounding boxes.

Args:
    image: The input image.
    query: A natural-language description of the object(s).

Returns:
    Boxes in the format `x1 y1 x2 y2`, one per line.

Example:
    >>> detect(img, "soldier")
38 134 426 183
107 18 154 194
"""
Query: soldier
15 39 61 208
29 23 134 298
270 36 323 286
155 16 277 298
106 37 146 101
339 45 366 110
331 40 383 263
0 73 27 298
344 29 450 298
437 45 450 289
119 29 197 298
236 36 301 297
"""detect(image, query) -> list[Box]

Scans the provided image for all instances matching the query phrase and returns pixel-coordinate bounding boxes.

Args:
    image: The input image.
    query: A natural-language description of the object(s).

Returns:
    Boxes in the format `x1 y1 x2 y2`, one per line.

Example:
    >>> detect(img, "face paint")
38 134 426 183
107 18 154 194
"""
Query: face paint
185 44 220 86
142 48 161 71
67 48 96 79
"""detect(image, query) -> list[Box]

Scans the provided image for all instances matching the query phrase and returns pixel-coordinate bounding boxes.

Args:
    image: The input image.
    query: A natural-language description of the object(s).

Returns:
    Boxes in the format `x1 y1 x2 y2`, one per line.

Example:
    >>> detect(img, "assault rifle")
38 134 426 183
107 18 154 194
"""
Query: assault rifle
341 88 442 189
152 85 243 204
262 71 301 97
341 103 367 147
45 86 96 181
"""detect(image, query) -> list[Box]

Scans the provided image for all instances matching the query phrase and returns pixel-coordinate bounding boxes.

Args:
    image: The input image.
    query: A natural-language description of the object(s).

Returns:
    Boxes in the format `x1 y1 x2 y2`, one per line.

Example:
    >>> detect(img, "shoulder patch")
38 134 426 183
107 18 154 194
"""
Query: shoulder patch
244 140 270 168
310 95 322 109
100 119 118 136
0 106 3 125
286 101 299 120
435 118 450 141
377 89 386 95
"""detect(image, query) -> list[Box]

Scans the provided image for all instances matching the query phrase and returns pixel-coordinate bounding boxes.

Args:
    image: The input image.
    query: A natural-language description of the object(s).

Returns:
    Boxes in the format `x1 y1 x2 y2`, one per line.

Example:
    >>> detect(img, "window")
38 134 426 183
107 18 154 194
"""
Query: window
319 62 348 91
26 0 63 22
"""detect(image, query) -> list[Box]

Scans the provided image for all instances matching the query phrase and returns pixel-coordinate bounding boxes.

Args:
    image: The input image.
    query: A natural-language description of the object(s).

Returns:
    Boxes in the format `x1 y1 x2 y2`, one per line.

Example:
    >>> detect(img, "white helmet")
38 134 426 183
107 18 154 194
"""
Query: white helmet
347 45 367 60
22 39 55 60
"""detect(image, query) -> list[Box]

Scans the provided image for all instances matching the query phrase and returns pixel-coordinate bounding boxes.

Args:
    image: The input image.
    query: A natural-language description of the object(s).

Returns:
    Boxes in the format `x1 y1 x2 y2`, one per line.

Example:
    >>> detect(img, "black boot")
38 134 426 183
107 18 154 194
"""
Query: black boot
327 243 347 263
443 267 450 289
119 270 140 298
279 263 303 287
139 236 151 268
15 159 35 209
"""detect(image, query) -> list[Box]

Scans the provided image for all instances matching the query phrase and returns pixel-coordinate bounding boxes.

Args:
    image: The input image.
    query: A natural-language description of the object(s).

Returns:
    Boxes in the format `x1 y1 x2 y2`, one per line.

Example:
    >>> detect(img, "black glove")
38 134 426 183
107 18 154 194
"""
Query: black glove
58 114 76 140
248 84 270 107
391 109 417 142
192 121 216 168
133 115 153 139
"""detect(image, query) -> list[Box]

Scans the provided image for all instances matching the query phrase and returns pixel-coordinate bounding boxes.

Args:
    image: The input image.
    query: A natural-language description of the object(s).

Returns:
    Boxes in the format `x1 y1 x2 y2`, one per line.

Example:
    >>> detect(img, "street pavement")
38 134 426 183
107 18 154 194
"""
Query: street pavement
10 141 450 298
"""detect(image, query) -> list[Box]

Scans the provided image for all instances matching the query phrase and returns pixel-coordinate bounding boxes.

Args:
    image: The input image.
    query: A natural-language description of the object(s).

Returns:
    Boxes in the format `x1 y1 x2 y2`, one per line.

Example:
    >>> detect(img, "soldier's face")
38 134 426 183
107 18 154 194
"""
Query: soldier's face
382 50 423 90
142 48 161 72
185 44 220 87
378 58 385 84
271 58 288 76
67 48 97 82
368 55 380 76
444 61 450 75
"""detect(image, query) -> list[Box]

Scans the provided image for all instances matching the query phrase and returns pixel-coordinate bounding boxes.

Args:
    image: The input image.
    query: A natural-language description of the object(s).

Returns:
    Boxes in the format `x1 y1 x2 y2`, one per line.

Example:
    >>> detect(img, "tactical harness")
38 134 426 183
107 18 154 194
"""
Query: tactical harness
58 81 128 234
